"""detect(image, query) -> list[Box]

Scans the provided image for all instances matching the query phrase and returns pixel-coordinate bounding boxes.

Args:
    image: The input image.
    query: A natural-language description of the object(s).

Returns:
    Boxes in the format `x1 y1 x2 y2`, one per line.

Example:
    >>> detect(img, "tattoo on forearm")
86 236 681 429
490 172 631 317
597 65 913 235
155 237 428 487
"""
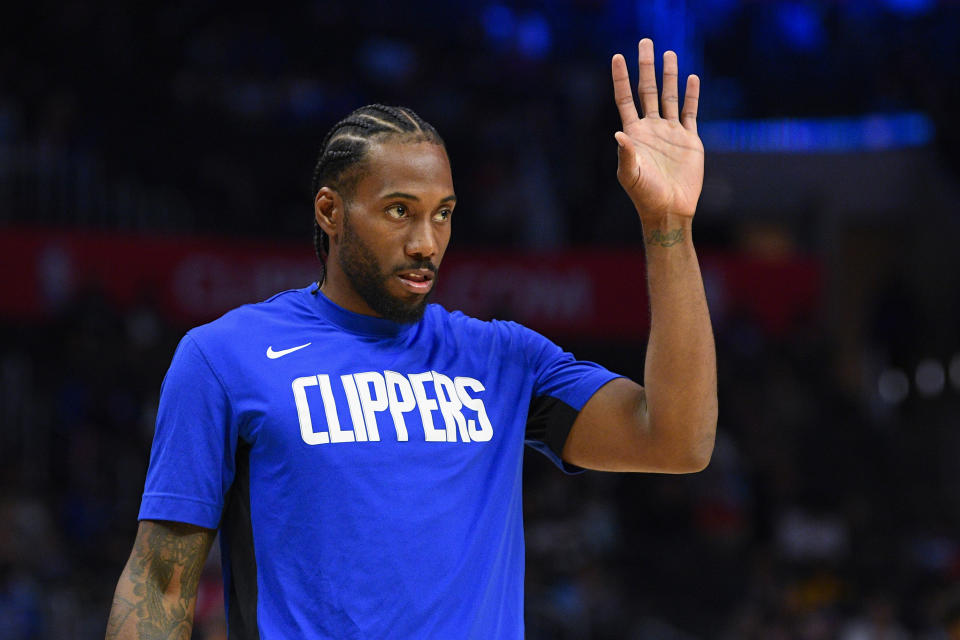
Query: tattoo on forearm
106 522 212 640
646 228 684 247
105 596 135 638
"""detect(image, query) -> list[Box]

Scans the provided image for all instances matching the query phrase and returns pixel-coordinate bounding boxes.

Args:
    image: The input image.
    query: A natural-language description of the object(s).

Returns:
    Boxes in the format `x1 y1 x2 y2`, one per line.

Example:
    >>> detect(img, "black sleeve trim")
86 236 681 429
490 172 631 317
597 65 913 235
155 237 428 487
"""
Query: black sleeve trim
221 440 261 640
525 395 579 460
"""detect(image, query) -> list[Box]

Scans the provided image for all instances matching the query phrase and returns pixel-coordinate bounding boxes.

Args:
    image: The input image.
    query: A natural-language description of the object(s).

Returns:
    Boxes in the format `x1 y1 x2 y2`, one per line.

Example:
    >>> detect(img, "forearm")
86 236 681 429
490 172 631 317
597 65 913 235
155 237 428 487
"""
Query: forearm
106 567 195 639
105 520 212 640
641 213 717 470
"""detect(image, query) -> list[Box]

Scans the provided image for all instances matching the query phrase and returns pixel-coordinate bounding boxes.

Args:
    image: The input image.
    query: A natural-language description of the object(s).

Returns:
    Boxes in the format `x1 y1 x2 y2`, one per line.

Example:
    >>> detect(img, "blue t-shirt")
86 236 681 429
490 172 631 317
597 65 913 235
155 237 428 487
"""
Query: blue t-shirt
139 284 621 640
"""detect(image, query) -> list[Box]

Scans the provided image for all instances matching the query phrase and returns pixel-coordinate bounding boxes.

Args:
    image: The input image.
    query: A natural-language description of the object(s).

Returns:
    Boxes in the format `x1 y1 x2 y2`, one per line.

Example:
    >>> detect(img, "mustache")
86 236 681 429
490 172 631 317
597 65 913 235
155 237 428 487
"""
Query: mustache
393 261 438 274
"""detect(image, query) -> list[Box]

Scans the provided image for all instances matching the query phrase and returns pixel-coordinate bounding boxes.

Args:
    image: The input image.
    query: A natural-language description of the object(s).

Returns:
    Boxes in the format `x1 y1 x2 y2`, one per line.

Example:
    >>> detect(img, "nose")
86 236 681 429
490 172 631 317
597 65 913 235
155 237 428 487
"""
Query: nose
404 216 438 260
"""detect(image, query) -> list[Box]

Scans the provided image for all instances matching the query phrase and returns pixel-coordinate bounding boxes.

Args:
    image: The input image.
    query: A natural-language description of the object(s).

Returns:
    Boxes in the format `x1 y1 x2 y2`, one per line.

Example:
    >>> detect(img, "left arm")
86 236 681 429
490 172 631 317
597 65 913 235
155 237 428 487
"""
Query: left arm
561 39 717 473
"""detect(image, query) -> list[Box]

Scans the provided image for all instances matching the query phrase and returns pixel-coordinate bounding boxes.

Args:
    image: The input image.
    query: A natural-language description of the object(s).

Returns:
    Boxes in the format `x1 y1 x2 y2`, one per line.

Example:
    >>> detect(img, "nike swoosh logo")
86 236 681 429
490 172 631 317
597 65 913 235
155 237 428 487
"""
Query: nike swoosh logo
266 342 312 359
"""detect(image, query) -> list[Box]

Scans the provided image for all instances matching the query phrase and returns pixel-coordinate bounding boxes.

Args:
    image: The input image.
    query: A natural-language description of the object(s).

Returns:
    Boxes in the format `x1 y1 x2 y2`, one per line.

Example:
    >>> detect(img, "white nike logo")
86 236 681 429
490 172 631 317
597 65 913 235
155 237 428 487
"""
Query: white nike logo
266 342 312 359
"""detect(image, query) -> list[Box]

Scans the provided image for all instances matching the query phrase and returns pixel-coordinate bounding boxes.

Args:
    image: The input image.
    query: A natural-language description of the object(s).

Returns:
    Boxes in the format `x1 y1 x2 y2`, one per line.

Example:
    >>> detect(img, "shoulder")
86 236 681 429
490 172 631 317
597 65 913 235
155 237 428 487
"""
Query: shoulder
185 285 314 358
422 303 520 336
421 303 551 360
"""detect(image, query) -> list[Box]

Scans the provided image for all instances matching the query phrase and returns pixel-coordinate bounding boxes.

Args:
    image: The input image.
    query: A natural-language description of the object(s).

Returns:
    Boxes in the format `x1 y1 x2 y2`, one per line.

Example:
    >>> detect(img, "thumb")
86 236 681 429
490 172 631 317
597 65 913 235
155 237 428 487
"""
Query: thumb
614 131 639 187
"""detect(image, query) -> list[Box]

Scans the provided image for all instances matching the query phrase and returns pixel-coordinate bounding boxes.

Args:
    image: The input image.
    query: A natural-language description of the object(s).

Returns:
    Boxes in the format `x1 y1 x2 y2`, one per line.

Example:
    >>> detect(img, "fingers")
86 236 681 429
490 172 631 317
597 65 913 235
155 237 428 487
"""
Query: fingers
661 51 679 120
615 39 698 128
611 54 640 129
636 38 659 118
681 74 700 132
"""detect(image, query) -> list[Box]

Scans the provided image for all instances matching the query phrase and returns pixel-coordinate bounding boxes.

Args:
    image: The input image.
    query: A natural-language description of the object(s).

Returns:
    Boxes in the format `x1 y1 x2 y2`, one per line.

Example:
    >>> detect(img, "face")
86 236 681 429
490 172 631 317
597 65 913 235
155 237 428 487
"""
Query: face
318 140 456 323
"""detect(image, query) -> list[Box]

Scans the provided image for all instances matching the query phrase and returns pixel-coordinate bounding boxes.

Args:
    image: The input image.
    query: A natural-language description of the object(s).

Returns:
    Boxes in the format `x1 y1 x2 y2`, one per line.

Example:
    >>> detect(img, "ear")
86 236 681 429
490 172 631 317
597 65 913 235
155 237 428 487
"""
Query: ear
314 186 344 241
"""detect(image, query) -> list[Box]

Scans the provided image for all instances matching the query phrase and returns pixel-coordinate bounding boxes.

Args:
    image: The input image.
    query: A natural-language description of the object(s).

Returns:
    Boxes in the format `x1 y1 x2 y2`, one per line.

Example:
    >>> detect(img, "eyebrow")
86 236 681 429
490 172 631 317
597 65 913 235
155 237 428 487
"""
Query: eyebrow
381 191 457 204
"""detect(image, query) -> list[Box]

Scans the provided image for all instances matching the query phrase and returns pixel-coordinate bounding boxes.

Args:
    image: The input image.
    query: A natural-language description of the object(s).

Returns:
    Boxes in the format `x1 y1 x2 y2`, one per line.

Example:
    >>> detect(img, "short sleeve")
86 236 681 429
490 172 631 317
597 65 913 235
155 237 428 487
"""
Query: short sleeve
512 323 623 473
138 333 239 529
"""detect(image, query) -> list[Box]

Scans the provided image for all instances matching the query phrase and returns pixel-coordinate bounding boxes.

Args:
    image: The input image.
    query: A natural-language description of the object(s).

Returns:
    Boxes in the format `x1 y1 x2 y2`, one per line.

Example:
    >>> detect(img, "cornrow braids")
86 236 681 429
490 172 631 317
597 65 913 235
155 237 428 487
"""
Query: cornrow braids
310 104 445 280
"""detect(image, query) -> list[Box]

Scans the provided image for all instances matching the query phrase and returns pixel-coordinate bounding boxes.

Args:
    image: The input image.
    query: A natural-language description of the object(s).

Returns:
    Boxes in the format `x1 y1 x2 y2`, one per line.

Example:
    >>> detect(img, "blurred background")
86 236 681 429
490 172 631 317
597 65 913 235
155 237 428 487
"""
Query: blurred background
1 0 959 638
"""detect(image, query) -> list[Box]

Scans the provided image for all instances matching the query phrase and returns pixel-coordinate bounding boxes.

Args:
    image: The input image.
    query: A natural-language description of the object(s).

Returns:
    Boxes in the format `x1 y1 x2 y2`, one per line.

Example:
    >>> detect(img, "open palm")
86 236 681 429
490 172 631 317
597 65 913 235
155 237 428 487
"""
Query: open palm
612 39 703 220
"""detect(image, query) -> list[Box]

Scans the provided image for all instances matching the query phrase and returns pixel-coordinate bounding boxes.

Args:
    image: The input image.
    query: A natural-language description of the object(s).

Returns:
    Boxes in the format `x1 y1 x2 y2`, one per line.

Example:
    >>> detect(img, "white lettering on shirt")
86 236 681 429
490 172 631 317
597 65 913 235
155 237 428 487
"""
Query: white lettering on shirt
319 374 354 443
341 373 371 442
408 372 445 442
294 370 494 446
432 372 470 443
384 370 414 442
353 371 387 442
455 376 494 442
292 375 329 445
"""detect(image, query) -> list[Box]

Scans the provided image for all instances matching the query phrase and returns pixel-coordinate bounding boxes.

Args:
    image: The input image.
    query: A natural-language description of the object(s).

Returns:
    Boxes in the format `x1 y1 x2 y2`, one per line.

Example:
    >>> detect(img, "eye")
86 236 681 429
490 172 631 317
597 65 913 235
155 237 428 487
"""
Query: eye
433 208 452 222
386 204 408 219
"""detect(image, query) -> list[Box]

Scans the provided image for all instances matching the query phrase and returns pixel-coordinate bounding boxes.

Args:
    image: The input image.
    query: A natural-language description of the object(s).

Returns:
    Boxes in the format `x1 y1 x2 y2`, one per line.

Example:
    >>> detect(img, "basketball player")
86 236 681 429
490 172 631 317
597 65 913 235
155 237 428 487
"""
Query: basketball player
105 38 716 639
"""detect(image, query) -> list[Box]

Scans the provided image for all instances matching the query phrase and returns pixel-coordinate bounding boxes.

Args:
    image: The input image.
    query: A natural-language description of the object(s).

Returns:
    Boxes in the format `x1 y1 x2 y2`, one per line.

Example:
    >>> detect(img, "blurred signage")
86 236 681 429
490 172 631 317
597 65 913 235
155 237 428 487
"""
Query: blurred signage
700 111 933 153
434 250 648 339
0 228 819 339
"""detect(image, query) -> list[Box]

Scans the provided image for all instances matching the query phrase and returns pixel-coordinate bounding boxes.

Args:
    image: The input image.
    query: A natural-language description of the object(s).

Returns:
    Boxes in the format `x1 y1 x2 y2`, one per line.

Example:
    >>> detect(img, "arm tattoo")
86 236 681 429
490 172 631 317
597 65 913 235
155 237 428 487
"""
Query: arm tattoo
106 521 214 640
646 228 684 247
104 596 135 639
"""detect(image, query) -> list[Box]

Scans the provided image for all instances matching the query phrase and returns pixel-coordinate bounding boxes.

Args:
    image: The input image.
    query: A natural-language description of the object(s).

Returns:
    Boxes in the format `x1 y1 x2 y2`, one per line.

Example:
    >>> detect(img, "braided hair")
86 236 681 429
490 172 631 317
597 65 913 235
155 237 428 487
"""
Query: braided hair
310 104 445 281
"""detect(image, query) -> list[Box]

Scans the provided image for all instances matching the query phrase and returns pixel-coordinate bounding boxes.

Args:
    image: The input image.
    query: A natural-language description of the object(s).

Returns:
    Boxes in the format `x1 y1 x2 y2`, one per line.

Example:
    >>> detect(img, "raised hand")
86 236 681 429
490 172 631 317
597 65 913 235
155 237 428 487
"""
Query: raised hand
612 38 703 221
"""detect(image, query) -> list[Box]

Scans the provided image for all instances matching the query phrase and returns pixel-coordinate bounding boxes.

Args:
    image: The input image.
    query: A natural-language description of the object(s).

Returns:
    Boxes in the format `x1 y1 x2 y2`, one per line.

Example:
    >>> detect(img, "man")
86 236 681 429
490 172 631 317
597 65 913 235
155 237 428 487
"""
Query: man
106 38 716 639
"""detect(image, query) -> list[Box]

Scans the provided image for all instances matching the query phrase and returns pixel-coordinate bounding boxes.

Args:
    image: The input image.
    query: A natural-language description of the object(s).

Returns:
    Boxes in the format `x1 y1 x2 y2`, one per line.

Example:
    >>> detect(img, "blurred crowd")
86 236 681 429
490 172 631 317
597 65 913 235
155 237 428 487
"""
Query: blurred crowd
2 0 960 638
2 1 959 244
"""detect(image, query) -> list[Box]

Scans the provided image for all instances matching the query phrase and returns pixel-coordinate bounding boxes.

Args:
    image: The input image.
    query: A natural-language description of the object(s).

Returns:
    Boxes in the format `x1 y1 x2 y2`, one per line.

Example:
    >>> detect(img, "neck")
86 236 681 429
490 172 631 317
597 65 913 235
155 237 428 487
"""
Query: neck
319 266 381 318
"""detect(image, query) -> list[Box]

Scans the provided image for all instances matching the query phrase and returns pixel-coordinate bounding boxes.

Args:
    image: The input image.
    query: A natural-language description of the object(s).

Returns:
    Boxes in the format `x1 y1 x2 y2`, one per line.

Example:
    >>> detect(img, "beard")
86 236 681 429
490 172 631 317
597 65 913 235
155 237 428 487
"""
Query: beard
337 215 437 324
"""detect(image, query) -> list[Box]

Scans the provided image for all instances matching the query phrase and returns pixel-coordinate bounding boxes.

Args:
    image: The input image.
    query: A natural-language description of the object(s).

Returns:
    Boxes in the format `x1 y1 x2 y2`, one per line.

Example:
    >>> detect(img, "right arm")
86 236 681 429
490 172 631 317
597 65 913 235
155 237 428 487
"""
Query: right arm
105 519 216 640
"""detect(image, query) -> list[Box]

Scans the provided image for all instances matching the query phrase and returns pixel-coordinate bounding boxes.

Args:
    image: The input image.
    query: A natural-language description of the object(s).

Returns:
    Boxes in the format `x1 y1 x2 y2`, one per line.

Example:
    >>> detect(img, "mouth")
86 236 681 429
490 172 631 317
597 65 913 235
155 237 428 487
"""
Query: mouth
395 268 435 294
